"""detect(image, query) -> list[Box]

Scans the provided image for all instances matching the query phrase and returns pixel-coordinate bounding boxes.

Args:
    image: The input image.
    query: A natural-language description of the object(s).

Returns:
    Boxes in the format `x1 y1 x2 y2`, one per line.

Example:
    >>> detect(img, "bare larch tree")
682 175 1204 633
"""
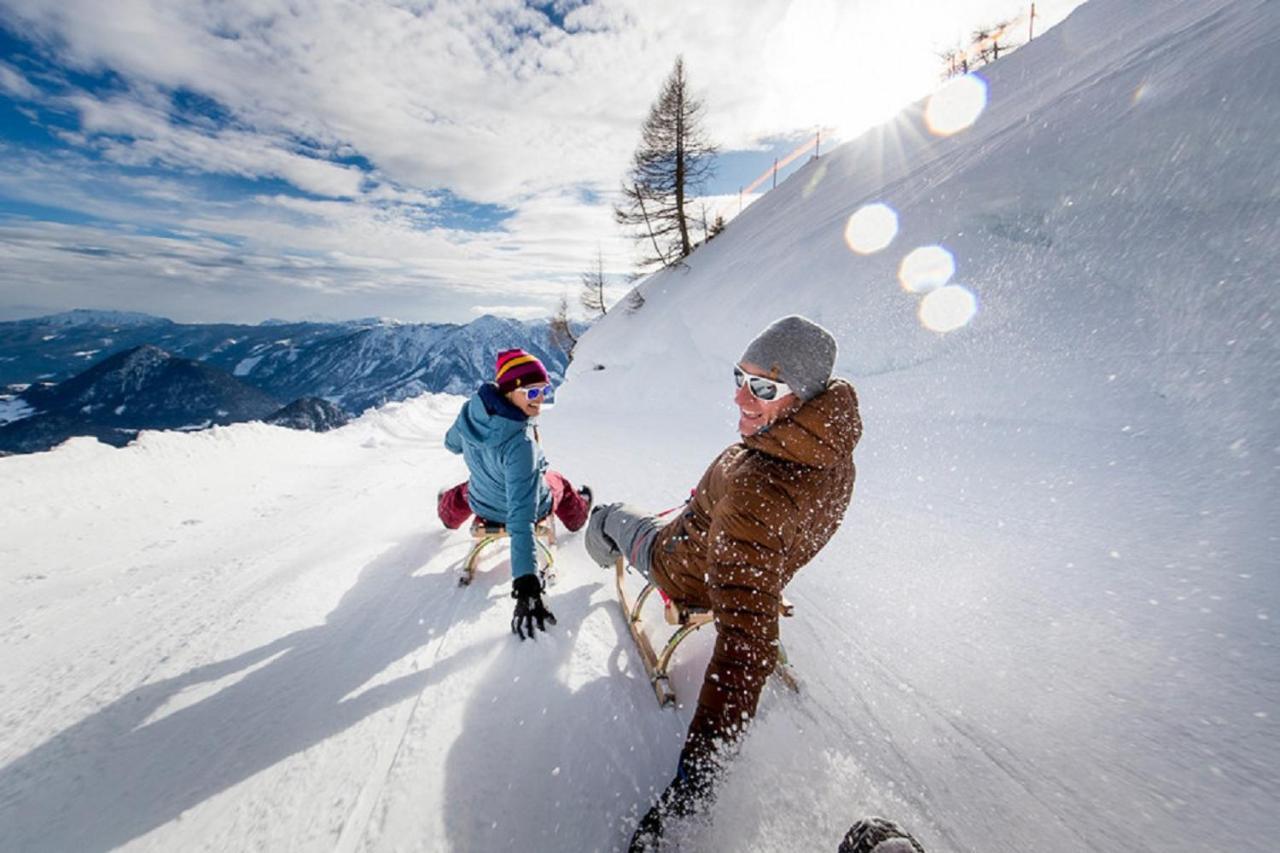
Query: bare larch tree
614 56 717 270
580 249 608 318
548 293 578 359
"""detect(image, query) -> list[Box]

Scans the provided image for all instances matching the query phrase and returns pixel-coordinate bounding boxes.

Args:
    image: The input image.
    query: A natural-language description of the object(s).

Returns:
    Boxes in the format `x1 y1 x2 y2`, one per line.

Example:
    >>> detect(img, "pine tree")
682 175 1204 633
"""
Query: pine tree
614 56 718 270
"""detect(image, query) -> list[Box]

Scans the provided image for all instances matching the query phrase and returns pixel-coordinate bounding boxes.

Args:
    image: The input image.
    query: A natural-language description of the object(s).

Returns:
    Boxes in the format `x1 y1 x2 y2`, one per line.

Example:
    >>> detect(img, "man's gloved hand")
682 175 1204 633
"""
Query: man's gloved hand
511 573 556 640
628 749 716 852
585 504 623 568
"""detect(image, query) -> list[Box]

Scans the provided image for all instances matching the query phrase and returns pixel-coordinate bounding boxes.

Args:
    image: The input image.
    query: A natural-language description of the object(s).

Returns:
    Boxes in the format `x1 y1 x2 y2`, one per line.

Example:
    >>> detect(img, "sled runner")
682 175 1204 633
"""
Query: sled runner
614 557 800 706
460 517 557 586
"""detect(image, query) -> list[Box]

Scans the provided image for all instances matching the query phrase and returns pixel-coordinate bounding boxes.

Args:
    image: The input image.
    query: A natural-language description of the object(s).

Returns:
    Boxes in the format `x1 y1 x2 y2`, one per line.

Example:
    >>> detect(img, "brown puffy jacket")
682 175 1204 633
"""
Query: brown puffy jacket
650 378 861 762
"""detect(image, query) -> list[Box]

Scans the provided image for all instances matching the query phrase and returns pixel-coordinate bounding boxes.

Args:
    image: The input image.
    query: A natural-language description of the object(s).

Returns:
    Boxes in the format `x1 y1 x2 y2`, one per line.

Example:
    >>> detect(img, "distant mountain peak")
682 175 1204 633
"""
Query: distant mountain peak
119 343 171 361
343 316 405 327
105 345 173 388
264 397 350 432
38 309 172 327
469 314 526 329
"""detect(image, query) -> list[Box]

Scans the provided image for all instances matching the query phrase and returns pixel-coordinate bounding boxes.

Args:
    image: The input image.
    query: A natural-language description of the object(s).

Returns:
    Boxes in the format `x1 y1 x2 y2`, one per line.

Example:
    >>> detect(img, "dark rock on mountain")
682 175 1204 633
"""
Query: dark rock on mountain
0 345 282 454
264 397 350 432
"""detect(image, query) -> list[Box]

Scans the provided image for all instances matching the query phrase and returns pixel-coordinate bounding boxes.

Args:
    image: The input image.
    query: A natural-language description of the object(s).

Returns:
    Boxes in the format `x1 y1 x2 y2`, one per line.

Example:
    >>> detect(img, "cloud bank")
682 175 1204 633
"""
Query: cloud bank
0 0 1083 322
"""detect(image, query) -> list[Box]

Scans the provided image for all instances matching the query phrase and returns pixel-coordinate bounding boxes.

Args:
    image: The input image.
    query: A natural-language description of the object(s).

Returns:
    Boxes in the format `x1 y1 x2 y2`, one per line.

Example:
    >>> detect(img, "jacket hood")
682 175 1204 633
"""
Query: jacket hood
451 382 529 448
743 378 861 468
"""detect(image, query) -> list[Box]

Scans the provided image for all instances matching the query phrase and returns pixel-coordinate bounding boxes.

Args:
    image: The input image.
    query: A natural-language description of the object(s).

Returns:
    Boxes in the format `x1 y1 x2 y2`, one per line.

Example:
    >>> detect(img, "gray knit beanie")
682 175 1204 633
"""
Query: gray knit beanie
740 315 837 401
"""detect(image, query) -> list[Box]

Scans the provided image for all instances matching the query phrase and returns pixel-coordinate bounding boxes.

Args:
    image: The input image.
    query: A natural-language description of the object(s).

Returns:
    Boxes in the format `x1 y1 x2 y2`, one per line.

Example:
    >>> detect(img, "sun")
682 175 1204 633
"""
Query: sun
757 0 964 145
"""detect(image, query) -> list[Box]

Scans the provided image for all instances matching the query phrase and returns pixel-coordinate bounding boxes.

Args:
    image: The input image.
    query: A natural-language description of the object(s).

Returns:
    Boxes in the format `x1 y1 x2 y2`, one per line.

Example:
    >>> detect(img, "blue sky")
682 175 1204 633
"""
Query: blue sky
0 0 1081 324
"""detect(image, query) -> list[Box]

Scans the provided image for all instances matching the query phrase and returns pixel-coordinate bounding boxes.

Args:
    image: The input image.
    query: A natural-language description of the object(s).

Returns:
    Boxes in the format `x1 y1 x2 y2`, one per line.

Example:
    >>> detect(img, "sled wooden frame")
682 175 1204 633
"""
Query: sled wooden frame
614 557 801 707
459 517 556 586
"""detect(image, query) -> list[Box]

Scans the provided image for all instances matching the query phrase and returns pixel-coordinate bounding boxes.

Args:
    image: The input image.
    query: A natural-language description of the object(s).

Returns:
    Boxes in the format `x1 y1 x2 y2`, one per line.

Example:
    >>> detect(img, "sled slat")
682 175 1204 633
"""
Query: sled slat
615 558 677 706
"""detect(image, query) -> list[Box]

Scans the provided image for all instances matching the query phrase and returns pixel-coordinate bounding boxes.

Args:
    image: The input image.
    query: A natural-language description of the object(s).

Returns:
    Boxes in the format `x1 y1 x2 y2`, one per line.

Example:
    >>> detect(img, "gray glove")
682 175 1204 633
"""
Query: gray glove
585 505 623 567
587 502 664 577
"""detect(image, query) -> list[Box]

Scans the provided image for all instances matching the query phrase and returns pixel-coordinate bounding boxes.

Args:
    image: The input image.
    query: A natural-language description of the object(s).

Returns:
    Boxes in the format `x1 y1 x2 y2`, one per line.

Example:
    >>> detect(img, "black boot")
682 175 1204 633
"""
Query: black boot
837 817 926 853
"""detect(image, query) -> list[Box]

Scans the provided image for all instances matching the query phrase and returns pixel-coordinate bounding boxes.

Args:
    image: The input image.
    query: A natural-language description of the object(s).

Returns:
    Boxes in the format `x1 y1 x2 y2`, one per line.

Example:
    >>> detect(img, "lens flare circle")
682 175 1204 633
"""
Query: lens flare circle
843 203 898 255
919 284 978 332
925 74 988 136
898 245 955 293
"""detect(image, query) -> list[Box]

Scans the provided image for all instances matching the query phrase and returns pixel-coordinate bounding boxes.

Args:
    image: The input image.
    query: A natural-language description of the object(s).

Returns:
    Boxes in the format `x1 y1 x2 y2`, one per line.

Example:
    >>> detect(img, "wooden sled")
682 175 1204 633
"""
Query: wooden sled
614 557 801 707
460 517 557 586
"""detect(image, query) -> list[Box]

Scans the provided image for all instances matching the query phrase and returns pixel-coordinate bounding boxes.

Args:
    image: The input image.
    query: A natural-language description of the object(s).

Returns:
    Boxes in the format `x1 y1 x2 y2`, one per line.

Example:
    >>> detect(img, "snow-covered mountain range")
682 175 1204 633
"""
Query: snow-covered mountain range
0 311 577 451
0 1 1276 851
1 311 575 411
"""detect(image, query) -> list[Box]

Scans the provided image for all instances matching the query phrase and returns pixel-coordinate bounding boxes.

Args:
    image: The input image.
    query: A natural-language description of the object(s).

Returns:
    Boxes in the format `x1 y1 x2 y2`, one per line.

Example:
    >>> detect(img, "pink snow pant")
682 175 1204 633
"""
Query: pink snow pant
437 470 590 532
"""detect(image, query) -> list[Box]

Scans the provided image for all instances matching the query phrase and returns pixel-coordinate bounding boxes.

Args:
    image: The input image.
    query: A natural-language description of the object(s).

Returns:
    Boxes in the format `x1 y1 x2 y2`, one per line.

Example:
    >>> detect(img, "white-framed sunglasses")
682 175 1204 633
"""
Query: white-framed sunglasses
519 384 553 401
733 365 791 401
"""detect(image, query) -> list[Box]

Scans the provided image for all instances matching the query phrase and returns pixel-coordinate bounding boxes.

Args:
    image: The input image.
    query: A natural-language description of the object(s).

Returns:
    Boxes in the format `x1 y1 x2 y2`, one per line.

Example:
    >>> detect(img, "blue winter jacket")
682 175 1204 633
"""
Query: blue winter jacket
444 383 551 578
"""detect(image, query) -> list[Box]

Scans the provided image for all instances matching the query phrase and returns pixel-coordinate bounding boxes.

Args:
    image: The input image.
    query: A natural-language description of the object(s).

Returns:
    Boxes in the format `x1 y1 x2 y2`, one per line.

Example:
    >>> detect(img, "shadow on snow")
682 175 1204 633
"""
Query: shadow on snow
0 529 493 851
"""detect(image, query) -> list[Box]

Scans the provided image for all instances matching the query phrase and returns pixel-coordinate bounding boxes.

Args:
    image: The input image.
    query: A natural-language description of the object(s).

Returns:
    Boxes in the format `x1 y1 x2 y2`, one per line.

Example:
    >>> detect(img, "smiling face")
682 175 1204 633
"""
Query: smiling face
734 361 800 436
506 384 549 418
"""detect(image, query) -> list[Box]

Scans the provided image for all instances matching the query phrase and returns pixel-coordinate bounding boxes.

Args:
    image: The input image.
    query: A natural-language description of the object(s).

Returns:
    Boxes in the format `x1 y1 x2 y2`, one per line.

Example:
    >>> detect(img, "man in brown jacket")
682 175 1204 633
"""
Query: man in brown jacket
586 315 862 850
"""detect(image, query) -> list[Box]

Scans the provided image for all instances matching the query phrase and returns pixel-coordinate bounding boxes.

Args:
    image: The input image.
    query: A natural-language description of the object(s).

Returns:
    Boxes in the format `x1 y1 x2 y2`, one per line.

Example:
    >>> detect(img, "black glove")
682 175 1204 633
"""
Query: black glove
511 573 556 640
628 750 716 852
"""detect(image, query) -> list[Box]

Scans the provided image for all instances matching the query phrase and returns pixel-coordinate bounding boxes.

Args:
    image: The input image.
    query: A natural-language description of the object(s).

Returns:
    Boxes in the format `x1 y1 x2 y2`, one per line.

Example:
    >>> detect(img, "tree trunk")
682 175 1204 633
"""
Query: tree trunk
675 96 691 257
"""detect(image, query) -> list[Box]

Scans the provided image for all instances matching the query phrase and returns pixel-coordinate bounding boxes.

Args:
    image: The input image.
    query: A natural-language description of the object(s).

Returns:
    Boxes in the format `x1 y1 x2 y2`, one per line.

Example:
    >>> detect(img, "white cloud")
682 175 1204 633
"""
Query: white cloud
0 62 40 100
62 91 368 198
0 0 1081 200
0 0 1086 321
0 146 630 322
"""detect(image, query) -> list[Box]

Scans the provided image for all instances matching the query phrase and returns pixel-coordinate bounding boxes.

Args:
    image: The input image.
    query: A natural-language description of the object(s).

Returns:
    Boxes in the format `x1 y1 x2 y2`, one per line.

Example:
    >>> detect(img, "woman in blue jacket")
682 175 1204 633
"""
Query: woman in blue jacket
438 348 591 638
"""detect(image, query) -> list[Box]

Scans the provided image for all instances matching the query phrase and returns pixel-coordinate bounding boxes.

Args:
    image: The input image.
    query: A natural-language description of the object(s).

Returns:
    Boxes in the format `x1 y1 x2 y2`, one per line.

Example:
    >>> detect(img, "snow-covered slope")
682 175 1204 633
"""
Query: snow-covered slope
549 0 1279 849
1 1 1277 851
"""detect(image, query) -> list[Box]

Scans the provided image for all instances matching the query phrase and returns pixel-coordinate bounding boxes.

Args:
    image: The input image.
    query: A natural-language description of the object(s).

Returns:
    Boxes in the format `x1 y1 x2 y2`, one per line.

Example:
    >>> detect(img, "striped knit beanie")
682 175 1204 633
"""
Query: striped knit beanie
495 348 549 393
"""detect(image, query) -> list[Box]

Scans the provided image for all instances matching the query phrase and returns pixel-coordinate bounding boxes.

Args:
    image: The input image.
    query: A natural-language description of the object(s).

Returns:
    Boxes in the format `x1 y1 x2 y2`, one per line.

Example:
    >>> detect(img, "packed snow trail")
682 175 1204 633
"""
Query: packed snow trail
0 399 688 852
2 380 1273 851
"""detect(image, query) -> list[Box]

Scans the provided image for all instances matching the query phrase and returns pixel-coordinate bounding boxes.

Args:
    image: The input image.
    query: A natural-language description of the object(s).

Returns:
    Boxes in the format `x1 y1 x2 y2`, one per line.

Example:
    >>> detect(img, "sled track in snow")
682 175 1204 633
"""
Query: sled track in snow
333 541 482 853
